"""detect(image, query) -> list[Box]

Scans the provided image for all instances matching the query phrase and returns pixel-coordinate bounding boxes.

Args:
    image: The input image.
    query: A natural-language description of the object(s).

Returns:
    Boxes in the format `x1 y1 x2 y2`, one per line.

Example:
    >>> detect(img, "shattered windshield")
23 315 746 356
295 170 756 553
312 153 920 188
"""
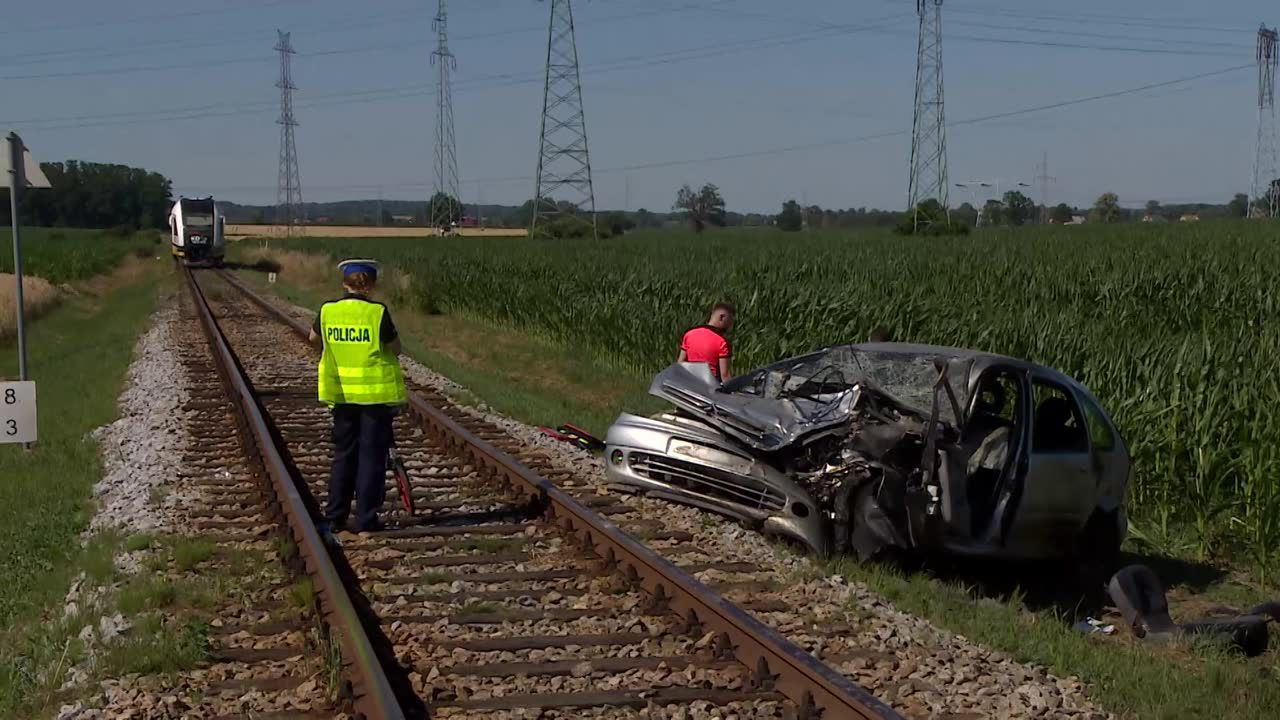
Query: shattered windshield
723 346 971 424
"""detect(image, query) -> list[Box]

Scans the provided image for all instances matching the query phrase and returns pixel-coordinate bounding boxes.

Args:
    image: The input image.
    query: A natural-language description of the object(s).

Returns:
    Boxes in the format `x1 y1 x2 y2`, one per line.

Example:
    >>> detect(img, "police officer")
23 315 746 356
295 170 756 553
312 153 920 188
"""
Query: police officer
308 259 407 534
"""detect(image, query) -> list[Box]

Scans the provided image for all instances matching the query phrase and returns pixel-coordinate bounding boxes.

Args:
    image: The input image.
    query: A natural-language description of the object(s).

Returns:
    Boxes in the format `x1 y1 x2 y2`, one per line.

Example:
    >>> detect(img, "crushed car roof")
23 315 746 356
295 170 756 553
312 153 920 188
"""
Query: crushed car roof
849 342 1086 392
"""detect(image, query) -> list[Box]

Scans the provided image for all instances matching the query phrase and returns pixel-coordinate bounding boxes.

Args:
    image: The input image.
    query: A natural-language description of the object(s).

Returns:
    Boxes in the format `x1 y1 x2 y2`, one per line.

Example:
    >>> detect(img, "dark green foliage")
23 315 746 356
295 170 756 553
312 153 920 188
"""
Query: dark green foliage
1051 203 1075 224
1003 191 1035 226
895 200 970 236
0 228 154 284
673 183 726 233
599 211 636 237
777 200 803 232
0 161 173 229
428 192 463 228
531 213 597 239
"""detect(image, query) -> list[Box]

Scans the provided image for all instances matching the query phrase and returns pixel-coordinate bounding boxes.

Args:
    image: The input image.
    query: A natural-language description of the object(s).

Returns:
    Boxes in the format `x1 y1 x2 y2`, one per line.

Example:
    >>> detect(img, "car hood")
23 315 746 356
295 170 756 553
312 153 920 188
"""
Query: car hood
649 362 860 451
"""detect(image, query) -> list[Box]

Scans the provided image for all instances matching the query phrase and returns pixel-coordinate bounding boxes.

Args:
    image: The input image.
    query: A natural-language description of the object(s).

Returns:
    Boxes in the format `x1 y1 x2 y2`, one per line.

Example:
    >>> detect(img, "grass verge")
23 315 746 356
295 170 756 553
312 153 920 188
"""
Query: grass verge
0 260 167 716
826 556 1280 719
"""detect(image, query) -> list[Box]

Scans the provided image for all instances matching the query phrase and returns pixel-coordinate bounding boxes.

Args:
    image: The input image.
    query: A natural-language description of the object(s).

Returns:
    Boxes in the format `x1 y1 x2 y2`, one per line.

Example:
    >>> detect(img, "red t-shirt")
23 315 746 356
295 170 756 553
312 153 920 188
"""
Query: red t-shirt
681 326 731 379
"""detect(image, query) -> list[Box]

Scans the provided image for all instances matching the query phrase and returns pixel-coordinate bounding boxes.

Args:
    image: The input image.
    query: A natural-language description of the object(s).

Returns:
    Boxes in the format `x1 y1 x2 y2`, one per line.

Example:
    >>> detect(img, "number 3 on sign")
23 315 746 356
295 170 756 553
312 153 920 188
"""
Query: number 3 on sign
0 382 37 444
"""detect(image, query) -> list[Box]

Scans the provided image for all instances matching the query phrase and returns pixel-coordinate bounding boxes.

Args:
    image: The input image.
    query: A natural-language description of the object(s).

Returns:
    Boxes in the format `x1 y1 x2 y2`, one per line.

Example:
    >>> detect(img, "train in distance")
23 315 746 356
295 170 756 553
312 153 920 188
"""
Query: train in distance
169 196 225 267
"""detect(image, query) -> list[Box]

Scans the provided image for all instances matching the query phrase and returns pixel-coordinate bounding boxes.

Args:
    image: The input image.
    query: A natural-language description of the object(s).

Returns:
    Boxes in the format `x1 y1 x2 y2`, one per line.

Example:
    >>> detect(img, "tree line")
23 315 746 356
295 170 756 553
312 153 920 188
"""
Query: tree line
6 158 1258 237
0 161 173 230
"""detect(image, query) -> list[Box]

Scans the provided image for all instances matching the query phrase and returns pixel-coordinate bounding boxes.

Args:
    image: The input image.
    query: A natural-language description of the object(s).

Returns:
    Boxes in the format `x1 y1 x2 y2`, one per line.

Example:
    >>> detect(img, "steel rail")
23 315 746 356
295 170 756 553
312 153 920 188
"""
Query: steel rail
183 267 407 720
217 268 902 720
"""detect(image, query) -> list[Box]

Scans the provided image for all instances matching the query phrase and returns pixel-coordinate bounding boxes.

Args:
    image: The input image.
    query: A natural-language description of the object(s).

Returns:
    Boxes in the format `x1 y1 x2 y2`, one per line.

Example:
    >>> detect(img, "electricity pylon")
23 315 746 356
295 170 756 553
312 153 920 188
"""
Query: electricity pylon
533 0 597 238
908 0 948 229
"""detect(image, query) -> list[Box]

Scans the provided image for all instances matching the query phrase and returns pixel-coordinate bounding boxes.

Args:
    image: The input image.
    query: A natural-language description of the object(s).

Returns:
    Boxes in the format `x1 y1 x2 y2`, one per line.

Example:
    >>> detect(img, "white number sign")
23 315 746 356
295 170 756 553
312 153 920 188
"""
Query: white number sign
0 381 37 444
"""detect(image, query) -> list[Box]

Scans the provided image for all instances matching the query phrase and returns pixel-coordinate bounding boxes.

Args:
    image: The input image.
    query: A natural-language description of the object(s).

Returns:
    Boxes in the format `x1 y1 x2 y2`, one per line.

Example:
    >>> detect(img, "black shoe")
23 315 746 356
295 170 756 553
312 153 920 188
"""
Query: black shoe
352 517 386 534
318 522 343 548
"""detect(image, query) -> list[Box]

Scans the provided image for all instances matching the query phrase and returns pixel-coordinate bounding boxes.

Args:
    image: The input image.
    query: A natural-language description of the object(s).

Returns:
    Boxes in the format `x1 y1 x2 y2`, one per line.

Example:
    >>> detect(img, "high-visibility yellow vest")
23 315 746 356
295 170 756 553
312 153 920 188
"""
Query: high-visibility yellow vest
317 298 407 406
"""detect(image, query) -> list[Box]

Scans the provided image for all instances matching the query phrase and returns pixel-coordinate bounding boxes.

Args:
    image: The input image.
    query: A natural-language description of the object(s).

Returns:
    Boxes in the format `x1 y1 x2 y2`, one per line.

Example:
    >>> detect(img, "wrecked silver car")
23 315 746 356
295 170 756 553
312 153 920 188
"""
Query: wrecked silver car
604 343 1129 561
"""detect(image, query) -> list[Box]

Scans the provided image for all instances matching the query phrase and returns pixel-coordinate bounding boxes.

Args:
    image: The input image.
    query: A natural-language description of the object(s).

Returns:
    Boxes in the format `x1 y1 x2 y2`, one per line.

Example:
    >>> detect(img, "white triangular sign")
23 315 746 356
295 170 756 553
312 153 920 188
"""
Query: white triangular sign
2 132 51 189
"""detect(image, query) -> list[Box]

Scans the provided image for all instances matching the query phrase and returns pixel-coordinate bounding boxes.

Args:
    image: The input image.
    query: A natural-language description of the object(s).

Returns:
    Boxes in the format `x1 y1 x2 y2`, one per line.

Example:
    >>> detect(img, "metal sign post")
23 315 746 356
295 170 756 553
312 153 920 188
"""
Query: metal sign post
7 134 28 382
3 132 51 448
3 132 50 384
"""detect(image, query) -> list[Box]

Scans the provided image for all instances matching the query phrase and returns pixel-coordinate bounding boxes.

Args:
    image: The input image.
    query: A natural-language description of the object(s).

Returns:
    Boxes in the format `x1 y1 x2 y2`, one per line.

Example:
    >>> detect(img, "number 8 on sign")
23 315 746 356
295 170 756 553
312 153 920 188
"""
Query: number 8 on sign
0 382 37 444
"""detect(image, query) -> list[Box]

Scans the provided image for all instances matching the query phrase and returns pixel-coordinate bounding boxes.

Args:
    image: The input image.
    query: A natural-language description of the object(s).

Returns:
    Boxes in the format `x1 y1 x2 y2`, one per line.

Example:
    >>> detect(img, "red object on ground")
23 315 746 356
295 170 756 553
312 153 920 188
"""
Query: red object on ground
559 423 605 451
390 449 414 516
538 427 569 441
560 423 593 439
681 326 731 379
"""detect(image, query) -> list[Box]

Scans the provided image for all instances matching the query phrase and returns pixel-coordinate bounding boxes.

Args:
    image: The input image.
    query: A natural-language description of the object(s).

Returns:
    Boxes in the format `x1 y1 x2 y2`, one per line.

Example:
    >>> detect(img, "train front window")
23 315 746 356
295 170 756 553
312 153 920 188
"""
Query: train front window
185 214 213 228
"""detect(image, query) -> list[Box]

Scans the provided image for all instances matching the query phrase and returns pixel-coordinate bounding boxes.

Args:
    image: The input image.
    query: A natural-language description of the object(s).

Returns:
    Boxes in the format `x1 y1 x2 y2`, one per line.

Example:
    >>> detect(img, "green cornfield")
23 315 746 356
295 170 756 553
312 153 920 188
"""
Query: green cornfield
277 223 1280 567
0 228 157 284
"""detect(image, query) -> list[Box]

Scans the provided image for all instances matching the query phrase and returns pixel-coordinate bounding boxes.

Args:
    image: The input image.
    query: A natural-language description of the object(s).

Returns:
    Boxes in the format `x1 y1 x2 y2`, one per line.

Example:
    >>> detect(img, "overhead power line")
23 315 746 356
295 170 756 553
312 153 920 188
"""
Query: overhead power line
700 4 1249 58
25 3 1227 82
945 19 1251 52
0 5 428 67
585 64 1254 174
949 4 1255 34
942 32 1243 58
180 63 1253 195
0 0 737 77
0 56 274 82
0 0 312 36
5 14 911 129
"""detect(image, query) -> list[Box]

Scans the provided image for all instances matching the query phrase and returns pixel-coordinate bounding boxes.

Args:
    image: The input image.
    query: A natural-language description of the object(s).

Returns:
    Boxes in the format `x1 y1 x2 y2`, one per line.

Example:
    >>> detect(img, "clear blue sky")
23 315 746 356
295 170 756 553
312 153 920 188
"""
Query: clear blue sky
0 0 1269 212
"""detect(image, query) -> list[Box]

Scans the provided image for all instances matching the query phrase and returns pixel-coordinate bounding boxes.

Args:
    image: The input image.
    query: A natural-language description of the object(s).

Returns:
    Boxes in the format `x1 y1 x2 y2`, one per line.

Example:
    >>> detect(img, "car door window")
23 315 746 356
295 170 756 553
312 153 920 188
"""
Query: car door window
967 371 1019 428
1077 392 1115 452
1031 381 1088 454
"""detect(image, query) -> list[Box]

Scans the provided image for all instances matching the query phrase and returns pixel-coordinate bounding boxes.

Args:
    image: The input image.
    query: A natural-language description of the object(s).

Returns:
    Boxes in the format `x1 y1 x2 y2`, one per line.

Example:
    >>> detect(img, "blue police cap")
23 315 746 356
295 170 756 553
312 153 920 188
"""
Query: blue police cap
337 258 379 279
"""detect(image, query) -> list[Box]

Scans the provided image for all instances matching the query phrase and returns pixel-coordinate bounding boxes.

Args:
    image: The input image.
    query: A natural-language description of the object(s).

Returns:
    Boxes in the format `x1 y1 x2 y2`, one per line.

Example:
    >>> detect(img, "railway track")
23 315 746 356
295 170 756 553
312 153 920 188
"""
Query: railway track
183 266 900 719
164 297 342 718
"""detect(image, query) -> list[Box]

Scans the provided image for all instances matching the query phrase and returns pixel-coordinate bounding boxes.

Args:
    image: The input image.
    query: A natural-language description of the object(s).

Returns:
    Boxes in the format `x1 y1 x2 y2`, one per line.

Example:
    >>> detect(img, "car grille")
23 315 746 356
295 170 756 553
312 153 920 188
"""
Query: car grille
629 452 786 512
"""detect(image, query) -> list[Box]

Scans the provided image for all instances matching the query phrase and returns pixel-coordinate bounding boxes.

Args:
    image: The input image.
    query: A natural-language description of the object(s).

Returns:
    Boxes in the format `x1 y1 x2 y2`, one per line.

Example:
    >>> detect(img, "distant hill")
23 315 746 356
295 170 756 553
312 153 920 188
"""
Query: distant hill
219 200 511 226
218 199 680 229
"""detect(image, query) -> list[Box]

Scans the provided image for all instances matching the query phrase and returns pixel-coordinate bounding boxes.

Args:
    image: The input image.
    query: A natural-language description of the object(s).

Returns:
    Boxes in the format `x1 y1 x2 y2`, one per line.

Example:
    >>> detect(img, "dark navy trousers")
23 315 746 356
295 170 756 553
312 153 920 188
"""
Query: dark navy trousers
325 404 394 530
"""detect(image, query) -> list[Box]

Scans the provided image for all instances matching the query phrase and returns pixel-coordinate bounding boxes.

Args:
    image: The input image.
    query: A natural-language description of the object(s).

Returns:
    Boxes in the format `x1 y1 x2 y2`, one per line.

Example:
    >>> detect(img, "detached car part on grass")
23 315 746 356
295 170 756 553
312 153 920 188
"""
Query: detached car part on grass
605 343 1130 563
1108 564 1280 657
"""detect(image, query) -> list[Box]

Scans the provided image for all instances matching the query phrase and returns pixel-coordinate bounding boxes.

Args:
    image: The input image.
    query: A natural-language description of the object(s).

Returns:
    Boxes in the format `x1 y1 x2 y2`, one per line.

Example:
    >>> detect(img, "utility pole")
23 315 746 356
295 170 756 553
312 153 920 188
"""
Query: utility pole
908 0 948 229
1034 151 1056 224
1252 25 1279 218
377 185 384 227
533 0 597 238
431 0 461 233
954 181 982 226
274 30 303 237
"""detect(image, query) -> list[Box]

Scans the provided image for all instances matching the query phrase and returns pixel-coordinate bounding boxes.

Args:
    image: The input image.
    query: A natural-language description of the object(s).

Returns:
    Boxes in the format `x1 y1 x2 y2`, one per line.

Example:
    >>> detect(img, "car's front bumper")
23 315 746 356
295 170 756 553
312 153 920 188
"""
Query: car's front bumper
604 412 829 554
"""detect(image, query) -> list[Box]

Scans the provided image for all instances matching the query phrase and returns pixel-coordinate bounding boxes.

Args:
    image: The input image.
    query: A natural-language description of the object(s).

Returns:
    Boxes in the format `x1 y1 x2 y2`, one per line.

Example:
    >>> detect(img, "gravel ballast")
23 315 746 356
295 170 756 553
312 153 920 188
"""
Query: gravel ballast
88 305 189 535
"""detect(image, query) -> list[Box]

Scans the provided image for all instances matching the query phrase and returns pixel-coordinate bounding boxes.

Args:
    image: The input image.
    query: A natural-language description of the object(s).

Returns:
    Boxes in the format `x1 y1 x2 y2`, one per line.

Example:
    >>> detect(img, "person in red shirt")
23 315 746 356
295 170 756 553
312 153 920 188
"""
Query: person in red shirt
678 302 735 381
